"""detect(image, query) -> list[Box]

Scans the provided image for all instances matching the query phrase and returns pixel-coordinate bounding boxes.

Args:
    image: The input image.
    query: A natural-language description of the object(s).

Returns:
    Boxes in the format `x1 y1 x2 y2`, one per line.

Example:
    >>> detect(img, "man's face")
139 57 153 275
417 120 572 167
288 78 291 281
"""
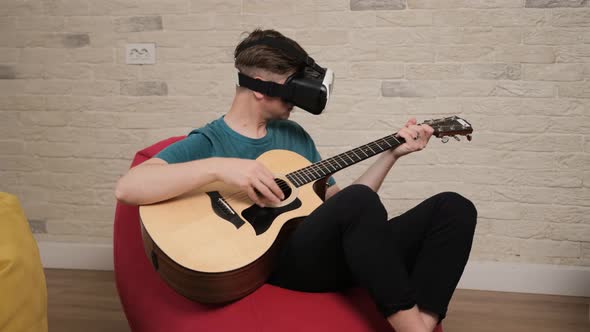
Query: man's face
260 71 296 120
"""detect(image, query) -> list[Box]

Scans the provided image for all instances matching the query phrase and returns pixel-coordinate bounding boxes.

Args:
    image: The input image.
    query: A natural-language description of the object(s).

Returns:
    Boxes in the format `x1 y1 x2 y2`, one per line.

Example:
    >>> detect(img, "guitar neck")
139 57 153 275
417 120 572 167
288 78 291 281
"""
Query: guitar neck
286 134 404 188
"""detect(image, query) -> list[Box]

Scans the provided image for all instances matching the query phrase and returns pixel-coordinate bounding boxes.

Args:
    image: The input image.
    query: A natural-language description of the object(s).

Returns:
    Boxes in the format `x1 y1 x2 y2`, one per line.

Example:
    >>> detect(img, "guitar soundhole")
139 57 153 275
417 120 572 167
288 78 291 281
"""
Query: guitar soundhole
275 178 292 200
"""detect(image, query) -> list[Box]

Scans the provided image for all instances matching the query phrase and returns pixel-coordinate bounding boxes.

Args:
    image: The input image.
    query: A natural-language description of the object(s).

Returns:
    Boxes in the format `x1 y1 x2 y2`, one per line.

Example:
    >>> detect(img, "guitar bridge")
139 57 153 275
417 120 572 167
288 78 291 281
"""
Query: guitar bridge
206 191 245 229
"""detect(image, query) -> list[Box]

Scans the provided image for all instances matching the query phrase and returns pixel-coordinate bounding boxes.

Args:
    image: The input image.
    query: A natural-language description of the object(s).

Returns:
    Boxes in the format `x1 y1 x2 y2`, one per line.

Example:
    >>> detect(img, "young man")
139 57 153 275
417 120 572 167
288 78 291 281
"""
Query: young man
115 29 477 332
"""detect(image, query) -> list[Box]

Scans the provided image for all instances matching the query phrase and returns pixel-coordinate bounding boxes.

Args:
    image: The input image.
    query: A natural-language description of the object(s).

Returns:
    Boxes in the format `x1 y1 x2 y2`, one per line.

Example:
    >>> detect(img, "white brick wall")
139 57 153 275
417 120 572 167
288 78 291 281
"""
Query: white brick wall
0 0 588 268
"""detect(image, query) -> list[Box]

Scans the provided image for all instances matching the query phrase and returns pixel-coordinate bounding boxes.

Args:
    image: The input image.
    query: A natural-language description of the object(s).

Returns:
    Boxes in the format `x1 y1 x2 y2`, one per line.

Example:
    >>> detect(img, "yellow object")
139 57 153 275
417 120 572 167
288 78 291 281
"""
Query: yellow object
0 193 48 332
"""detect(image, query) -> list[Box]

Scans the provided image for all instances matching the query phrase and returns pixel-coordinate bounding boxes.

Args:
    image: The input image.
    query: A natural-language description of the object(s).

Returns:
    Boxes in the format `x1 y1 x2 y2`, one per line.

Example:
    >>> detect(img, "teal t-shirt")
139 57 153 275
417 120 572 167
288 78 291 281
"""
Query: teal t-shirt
155 116 336 186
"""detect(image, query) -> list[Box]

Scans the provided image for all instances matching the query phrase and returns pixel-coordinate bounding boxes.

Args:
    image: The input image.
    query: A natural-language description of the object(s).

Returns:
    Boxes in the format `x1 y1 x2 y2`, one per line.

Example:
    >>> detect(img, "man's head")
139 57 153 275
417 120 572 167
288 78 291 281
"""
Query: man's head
233 29 308 120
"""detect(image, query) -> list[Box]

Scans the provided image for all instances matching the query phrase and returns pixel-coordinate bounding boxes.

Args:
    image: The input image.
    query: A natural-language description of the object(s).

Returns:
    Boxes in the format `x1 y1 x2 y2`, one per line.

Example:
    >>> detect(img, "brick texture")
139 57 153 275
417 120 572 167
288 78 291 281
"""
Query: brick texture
0 0 588 268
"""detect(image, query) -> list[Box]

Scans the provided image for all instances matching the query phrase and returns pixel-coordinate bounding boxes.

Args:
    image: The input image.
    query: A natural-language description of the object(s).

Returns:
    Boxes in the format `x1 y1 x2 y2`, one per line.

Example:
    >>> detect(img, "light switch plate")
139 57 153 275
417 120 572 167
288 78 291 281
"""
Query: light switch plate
126 43 156 65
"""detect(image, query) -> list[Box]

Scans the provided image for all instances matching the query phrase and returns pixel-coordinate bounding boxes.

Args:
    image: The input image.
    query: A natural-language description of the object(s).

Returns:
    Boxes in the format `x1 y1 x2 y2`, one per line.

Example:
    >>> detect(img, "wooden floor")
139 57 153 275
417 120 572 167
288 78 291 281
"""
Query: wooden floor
46 269 589 332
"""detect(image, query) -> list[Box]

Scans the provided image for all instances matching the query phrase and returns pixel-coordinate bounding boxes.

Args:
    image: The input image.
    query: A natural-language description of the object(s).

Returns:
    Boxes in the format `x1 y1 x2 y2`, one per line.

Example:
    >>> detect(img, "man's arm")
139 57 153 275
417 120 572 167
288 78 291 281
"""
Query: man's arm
115 157 284 207
324 118 434 200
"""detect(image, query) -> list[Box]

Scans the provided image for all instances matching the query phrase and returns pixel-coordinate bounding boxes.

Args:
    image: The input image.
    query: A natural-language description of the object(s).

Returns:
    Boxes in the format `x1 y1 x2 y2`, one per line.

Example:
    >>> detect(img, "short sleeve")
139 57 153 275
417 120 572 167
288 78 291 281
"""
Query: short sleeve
154 133 213 164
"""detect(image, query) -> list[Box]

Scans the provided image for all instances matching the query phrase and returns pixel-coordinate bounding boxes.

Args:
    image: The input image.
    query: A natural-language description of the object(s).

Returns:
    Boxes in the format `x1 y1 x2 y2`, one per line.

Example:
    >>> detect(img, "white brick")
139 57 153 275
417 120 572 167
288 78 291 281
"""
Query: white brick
64 17 112 33
44 64 92 80
334 79 381 97
350 0 405 11
409 0 524 8
162 15 215 31
190 0 241 13
494 187 589 207
556 153 590 170
0 96 45 111
43 0 89 16
0 155 43 171
520 239 580 258
23 79 72 95
472 235 520 256
382 80 439 98
434 9 550 27
295 30 349 46
0 171 19 187
69 48 114 64
549 223 590 242
524 28 586 45
462 64 521 80
475 114 589 134
89 0 188 15
462 97 587 116
243 0 296 14
405 64 462 80
437 45 495 62
316 12 375 28
0 64 43 79
0 48 19 63
350 62 403 79
16 16 65 31
524 64 584 81
551 8 590 26
377 45 435 62
376 11 433 27
47 219 112 237
140 64 235 81
521 204 590 224
159 47 234 64
19 48 71 64
1 1 45 16
0 140 24 155
19 111 69 127
495 46 556 63
439 80 554 98
167 80 231 97
475 132 582 152
92 64 139 81
556 45 590 62
72 80 120 96
214 14 316 30
489 220 550 239
296 0 348 12
559 82 590 98
461 27 522 44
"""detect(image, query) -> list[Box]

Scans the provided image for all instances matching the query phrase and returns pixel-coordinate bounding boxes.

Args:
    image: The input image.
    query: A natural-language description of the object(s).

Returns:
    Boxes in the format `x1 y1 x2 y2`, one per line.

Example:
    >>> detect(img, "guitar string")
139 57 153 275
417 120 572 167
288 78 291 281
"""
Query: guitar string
216 123 461 205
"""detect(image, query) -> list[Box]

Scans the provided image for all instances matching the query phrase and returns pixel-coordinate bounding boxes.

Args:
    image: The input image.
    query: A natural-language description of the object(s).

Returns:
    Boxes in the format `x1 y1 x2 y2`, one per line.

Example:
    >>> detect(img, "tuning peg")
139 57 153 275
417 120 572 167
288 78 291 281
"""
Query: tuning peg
467 134 472 141
453 135 461 141
441 136 449 143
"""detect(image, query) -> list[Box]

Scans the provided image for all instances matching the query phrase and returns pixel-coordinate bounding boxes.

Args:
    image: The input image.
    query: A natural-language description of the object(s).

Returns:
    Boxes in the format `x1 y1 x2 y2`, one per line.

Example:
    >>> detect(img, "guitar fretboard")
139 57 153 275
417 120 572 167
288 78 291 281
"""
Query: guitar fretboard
285 134 404 187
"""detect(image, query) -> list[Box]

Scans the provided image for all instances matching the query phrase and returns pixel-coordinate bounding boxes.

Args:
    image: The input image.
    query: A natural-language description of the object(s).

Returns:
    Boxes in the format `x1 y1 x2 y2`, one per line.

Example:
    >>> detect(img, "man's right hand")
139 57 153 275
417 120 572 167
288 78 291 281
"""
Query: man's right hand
214 158 285 207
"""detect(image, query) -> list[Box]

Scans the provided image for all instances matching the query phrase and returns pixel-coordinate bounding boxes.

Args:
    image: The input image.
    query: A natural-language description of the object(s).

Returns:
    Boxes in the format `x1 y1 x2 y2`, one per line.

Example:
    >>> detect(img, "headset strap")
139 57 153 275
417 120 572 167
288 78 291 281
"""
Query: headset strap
237 72 293 99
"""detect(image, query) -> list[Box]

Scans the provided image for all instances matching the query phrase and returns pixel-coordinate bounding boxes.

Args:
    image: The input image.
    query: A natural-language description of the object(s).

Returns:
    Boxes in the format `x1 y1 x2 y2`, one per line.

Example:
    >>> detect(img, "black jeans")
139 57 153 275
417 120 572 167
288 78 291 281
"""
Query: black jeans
268 184 477 320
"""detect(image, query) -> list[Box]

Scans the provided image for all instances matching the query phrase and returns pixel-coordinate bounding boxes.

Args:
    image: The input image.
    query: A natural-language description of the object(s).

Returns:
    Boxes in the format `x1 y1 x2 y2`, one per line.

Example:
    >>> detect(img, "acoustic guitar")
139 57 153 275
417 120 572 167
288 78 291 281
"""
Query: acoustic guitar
139 116 474 304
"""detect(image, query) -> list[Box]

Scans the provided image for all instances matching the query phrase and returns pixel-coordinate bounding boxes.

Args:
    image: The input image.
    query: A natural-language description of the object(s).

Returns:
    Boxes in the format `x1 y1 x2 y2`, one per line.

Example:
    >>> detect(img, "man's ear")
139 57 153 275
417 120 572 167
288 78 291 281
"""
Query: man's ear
252 76 266 100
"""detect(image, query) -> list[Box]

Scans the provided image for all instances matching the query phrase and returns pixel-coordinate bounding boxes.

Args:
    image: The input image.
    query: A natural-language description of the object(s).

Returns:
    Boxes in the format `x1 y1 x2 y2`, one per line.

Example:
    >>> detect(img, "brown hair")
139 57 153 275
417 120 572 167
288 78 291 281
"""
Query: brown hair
234 29 307 76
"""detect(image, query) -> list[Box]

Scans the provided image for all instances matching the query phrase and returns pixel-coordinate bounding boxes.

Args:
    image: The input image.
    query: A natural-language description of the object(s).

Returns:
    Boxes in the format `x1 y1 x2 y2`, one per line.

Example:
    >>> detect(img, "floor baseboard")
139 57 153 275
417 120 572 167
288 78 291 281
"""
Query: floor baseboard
38 241 590 297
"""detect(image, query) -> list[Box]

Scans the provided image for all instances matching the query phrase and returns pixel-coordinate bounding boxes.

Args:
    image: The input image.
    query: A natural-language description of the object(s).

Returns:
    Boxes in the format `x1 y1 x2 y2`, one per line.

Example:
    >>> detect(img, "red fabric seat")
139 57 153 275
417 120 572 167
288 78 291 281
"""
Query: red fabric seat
113 137 443 332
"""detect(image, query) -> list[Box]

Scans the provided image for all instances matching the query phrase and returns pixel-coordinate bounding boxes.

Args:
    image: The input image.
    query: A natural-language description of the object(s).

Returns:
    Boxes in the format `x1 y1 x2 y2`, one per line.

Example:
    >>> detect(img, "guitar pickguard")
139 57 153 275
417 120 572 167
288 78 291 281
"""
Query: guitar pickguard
241 199 302 235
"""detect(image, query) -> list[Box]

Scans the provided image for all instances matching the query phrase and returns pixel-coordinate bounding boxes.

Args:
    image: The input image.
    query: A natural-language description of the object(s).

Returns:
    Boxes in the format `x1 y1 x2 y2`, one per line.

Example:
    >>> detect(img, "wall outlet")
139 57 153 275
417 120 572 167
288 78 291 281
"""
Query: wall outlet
126 43 156 65
28 219 47 234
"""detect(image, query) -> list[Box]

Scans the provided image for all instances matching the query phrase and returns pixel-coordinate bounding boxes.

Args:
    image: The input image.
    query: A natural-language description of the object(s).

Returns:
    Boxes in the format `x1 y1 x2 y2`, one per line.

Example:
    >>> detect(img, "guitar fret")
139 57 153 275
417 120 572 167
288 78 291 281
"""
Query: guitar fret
310 166 322 179
382 138 392 148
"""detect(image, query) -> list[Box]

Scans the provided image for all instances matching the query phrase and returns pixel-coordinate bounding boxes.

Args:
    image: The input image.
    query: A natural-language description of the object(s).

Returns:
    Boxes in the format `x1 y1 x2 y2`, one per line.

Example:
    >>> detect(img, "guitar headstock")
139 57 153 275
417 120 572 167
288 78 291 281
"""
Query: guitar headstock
422 116 473 143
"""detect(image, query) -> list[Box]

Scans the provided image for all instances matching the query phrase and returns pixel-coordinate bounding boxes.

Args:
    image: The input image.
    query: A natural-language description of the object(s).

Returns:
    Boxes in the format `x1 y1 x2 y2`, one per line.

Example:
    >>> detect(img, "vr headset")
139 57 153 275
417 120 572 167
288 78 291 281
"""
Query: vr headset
235 37 334 115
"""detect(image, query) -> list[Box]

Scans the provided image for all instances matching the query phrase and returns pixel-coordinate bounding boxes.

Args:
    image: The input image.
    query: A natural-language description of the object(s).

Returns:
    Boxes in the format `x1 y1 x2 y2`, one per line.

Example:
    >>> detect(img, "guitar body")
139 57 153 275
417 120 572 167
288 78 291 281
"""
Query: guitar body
140 149 326 304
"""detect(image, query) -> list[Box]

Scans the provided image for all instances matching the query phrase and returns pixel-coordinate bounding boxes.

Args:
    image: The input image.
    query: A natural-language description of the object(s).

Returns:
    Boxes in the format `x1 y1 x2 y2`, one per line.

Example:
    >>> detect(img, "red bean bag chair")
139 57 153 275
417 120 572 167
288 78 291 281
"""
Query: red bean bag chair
113 137 443 332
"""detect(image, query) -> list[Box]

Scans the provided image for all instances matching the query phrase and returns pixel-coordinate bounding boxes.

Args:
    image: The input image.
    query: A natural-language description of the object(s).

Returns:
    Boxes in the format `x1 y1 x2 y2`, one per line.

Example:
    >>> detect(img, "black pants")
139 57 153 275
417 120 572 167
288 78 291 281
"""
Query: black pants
268 184 477 320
